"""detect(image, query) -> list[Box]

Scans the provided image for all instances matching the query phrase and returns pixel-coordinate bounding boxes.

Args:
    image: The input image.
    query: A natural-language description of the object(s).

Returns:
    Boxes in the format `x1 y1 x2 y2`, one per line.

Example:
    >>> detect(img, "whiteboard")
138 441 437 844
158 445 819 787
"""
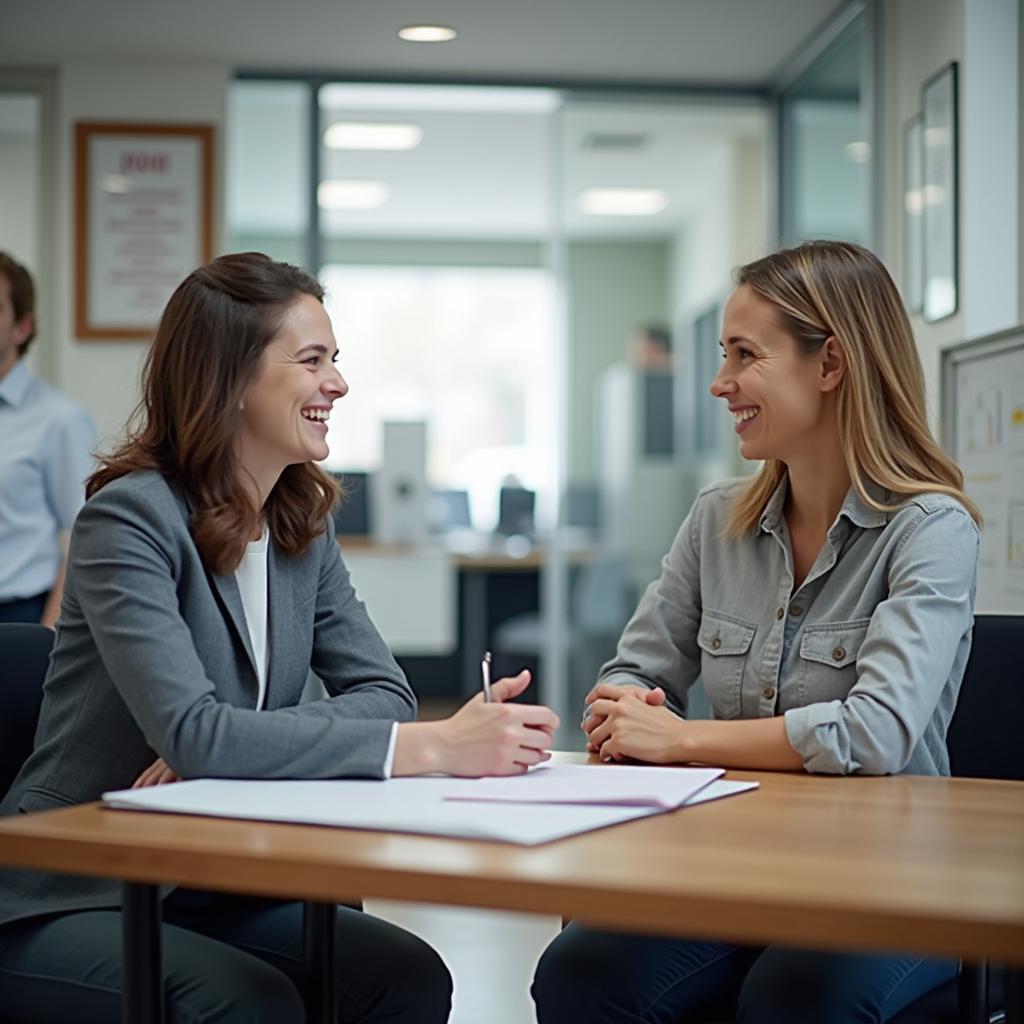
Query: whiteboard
943 328 1024 613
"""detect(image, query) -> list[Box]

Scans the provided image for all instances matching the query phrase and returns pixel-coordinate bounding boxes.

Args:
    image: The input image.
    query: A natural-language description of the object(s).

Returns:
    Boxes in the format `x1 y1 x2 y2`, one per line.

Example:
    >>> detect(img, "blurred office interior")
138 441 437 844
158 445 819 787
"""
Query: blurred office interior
1 0 1019 743
2 2 1021 1021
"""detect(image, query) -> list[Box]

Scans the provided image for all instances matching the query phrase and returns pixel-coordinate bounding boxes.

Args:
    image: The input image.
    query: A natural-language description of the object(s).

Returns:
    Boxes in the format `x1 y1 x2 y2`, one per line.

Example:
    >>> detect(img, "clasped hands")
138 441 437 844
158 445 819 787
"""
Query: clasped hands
582 683 685 764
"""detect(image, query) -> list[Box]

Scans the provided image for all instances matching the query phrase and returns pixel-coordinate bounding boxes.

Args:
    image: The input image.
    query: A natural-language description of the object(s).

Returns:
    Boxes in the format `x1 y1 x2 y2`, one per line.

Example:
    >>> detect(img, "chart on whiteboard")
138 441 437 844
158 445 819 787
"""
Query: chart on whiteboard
953 337 1024 612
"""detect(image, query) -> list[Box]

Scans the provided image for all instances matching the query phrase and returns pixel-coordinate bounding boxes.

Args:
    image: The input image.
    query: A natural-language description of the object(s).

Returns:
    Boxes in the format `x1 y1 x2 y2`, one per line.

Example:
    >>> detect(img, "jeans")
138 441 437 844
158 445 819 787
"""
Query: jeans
0 888 452 1023
532 923 958 1024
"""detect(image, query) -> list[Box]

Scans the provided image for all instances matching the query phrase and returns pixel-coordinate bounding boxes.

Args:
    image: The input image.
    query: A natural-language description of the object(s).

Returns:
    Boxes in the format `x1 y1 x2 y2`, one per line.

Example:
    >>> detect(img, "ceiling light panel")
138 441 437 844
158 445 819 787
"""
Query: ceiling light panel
324 122 424 150
318 180 391 210
578 188 668 217
398 25 457 43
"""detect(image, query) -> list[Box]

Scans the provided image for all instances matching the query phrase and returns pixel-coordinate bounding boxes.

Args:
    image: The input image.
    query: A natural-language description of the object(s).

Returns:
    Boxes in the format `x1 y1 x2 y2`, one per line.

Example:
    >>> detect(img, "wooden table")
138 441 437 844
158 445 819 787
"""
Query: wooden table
1 761 1022 1022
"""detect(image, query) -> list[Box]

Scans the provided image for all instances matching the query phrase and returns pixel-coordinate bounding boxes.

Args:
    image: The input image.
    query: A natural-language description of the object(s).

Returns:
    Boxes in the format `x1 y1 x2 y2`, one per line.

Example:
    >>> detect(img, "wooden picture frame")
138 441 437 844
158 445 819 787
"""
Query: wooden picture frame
74 122 214 339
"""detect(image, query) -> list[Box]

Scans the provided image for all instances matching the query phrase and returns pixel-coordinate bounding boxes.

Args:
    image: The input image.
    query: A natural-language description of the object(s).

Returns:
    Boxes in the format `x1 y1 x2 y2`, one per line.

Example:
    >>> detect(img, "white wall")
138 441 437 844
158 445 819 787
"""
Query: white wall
52 62 229 449
961 0 1019 338
0 135 39 270
671 133 767 319
880 0 965 431
881 0 1021 431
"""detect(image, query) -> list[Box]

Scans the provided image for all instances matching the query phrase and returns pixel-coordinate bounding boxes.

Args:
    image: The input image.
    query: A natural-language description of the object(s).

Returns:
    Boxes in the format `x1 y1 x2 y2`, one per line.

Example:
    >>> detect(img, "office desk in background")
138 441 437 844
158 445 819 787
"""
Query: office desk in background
339 537 593 697
0 755 1022 1023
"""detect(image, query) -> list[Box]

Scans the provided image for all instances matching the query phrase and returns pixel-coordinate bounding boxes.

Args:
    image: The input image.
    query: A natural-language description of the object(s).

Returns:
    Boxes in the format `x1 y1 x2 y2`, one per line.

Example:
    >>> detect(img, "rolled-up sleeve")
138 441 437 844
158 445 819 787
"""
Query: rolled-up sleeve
785 506 979 775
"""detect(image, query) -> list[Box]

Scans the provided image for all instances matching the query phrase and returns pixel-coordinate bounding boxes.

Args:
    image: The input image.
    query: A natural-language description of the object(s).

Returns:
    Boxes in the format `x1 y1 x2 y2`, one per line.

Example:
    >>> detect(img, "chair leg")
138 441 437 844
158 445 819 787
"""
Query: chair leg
958 961 988 1024
303 901 336 1024
1005 966 1023 1024
122 882 164 1024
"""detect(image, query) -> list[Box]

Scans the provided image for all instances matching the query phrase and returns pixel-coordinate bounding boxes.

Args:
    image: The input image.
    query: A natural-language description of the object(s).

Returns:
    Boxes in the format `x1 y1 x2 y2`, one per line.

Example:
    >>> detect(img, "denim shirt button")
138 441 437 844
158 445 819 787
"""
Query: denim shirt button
832 646 846 661
711 637 721 650
790 604 803 616
776 607 784 620
762 686 775 699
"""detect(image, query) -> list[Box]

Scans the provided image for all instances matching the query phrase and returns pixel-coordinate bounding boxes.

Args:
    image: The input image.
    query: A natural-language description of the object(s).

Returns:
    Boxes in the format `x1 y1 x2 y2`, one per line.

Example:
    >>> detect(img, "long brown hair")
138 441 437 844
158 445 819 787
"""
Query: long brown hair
725 241 981 535
88 252 340 573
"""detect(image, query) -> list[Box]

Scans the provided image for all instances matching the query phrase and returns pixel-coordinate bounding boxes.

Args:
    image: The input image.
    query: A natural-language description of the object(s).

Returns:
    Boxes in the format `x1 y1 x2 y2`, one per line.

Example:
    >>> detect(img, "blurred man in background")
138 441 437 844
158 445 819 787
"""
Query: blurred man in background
0 251 94 625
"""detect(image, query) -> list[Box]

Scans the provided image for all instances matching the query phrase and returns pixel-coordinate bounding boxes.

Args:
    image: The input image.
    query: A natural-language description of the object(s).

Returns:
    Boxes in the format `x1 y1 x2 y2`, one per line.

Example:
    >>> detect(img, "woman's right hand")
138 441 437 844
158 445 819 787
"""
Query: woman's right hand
393 669 561 777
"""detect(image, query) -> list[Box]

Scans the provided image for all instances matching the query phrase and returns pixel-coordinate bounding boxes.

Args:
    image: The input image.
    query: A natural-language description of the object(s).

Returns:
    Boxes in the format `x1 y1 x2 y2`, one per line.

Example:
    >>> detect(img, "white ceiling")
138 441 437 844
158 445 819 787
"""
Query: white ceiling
0 0 841 86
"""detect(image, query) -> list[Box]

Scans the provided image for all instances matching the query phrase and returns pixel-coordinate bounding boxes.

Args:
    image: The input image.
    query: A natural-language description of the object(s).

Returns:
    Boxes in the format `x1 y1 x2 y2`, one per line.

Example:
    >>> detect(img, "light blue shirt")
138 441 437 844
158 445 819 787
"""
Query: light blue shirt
598 475 980 776
0 360 95 601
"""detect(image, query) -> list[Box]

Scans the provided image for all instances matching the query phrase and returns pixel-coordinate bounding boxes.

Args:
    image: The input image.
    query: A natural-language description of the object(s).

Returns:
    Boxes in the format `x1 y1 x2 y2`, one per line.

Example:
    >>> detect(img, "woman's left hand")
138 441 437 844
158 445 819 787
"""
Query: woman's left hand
132 757 181 788
586 694 687 764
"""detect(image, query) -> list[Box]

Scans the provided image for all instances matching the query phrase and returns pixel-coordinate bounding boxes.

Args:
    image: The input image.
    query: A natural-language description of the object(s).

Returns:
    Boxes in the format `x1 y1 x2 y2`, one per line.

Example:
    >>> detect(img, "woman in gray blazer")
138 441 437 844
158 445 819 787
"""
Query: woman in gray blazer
533 242 981 1023
0 252 558 1023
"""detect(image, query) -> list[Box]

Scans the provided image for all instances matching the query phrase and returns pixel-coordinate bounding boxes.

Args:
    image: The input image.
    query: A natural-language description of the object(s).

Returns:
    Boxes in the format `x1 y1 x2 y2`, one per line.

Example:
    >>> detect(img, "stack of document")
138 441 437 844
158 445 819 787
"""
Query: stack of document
103 764 757 845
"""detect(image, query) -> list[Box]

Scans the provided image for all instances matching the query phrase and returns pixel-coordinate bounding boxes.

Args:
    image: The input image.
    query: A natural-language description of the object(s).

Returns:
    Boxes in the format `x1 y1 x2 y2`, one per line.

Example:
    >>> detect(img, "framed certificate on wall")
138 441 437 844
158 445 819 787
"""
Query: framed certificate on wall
74 122 214 339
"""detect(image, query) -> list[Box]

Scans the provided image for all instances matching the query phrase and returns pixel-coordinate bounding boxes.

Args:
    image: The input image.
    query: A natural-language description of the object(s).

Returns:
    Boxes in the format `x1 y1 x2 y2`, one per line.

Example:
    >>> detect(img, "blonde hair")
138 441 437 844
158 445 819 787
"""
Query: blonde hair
725 241 981 536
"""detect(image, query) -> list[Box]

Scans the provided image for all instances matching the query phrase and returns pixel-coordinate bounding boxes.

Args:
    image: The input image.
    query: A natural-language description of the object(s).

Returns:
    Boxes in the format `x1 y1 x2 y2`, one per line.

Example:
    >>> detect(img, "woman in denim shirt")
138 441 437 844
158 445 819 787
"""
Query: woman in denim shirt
532 241 982 1024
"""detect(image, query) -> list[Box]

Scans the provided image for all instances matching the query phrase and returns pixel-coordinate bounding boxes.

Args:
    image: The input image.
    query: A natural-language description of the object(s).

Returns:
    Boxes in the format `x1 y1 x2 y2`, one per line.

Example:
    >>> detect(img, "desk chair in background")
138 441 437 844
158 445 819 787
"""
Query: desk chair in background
0 623 53 800
493 554 631 710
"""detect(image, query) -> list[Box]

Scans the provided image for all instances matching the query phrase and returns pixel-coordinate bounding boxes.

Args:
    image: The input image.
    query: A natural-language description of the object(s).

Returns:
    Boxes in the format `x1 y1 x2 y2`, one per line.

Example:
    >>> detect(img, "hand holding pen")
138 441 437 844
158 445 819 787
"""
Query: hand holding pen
481 650 493 703
392 653 560 777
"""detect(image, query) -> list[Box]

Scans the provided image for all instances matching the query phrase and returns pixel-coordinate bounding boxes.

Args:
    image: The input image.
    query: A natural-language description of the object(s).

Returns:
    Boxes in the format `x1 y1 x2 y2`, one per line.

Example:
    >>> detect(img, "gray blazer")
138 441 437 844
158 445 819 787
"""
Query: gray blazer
0 470 416 929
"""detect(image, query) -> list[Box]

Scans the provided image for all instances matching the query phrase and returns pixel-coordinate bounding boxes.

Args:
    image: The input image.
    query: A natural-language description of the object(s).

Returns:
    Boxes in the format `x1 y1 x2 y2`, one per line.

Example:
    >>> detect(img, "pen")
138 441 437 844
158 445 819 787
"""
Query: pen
481 650 492 703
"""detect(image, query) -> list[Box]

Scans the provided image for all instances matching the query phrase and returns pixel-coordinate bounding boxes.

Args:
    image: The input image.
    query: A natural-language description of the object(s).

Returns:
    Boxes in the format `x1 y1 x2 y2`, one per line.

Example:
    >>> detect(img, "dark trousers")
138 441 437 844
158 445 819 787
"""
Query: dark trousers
0 593 47 624
0 889 452 1023
532 924 958 1024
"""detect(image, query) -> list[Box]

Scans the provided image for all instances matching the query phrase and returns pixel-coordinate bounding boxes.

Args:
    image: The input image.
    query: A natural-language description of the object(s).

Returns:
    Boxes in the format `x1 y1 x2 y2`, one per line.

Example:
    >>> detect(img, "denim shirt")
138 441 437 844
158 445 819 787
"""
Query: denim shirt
598 476 980 776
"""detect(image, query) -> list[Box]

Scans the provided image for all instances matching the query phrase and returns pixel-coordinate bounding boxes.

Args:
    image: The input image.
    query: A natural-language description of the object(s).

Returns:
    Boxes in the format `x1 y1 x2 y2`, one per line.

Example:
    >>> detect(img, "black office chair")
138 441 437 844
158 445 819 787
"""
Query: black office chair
696 615 1022 1024
0 623 54 800
888 614 1022 1024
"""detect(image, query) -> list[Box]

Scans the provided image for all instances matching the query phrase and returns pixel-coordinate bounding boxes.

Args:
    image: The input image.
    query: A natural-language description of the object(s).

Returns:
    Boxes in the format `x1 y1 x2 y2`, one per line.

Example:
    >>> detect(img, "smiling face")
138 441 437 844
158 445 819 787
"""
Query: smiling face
710 284 841 465
237 294 347 490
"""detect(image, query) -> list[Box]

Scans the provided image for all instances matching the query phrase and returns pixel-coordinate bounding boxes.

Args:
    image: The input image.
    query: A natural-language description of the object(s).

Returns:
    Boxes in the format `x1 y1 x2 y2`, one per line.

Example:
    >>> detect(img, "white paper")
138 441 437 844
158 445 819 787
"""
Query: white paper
102 770 756 847
102 778 657 846
682 779 759 805
444 763 724 809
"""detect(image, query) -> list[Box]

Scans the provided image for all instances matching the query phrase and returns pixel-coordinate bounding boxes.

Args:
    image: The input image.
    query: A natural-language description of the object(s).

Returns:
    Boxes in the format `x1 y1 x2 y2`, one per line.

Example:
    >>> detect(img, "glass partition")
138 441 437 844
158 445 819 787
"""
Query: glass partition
551 98 768 736
227 78 770 735
778 9 870 245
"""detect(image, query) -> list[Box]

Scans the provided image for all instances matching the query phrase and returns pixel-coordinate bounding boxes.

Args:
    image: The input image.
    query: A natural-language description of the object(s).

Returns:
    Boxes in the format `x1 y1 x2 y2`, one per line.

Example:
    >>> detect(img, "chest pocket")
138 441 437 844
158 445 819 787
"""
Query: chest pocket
697 610 756 719
798 619 871 704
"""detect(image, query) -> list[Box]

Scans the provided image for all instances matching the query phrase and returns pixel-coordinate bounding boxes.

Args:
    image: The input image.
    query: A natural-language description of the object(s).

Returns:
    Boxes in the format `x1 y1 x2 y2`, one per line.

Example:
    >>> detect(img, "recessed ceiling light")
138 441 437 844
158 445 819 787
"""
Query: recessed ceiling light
579 188 668 217
324 122 424 151
398 24 457 43
317 180 391 210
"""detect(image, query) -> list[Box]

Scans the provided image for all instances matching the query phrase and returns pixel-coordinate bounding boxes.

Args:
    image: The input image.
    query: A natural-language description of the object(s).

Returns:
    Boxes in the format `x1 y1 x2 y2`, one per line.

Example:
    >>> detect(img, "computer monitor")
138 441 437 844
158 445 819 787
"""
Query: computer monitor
428 489 472 532
497 486 535 536
331 471 371 536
